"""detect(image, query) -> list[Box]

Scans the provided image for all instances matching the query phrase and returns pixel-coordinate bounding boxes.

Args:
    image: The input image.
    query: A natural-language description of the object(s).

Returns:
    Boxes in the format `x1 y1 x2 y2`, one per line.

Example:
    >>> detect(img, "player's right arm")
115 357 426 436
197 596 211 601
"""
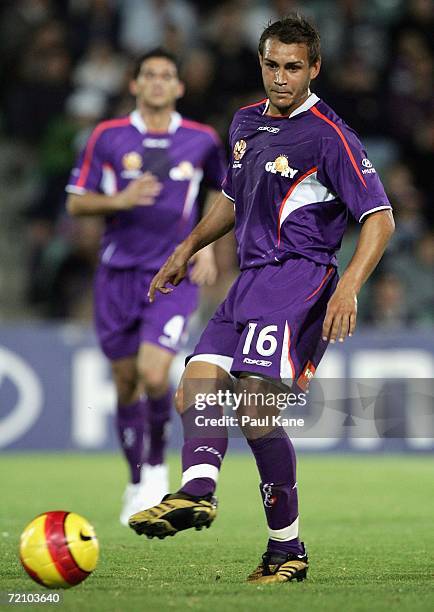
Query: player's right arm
67 172 162 216
148 192 235 302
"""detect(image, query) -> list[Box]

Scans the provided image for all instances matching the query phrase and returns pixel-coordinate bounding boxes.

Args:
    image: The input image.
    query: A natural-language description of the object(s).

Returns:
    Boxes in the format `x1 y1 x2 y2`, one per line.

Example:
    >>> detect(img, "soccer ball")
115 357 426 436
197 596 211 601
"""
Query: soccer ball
19 511 99 588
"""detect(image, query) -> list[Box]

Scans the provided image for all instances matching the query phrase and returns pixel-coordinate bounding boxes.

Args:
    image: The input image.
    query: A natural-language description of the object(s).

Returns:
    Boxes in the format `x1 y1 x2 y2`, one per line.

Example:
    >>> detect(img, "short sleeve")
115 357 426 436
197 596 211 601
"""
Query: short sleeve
66 126 105 195
318 129 392 223
221 163 234 201
201 134 227 191
221 116 238 202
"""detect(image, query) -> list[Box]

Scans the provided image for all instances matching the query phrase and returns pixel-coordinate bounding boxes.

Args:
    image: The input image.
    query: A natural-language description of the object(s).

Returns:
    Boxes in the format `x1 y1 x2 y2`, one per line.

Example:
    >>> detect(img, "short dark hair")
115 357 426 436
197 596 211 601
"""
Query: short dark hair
132 48 180 79
258 14 321 66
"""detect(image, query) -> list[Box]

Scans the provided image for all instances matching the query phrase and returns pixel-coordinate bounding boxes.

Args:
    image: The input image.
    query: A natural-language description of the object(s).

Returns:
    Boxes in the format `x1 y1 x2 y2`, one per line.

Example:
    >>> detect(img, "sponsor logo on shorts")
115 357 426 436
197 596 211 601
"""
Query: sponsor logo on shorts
296 360 316 391
265 155 299 178
243 357 272 367
257 126 280 133
361 158 376 174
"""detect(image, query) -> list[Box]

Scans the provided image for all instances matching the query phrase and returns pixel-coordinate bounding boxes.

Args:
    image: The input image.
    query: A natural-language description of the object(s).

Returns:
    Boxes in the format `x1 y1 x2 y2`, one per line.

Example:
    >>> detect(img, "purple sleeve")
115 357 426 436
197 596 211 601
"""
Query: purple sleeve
65 126 106 194
202 135 227 191
318 128 392 223
221 116 237 201
221 163 234 201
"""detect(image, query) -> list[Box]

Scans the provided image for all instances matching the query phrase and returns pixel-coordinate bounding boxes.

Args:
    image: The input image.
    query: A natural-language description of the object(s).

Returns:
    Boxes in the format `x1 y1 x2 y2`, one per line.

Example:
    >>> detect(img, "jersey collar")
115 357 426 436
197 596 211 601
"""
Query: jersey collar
262 92 320 118
129 110 182 134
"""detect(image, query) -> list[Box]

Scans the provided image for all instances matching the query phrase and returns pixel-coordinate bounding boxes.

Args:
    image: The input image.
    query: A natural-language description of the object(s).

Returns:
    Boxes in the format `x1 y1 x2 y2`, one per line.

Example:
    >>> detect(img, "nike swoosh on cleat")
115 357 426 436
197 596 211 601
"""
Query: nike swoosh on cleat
79 531 95 541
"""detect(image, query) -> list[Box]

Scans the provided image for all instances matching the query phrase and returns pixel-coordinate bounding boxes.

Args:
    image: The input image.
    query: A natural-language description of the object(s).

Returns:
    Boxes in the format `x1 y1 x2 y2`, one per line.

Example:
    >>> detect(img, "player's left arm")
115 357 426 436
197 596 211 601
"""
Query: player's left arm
189 189 220 286
322 209 395 343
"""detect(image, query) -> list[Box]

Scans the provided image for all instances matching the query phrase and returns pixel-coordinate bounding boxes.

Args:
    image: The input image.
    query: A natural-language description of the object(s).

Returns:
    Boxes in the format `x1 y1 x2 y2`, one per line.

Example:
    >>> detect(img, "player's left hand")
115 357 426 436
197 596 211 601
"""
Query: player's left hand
189 245 218 286
322 282 357 343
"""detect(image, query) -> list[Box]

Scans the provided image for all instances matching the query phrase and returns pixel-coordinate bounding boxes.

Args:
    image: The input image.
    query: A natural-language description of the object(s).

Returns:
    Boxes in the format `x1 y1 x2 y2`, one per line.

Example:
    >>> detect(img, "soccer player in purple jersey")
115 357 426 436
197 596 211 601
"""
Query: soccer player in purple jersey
66 49 226 525
129 17 395 583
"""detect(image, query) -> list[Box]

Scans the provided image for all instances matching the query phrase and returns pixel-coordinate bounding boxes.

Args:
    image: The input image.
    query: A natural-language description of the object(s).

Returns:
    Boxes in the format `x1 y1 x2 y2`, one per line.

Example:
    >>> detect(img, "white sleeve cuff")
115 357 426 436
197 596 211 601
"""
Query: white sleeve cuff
65 185 87 195
222 189 235 202
359 205 392 223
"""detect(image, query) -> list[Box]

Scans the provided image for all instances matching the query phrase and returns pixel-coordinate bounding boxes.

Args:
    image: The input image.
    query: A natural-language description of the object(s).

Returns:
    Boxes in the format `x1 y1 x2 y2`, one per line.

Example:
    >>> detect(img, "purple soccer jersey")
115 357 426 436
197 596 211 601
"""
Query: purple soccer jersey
222 93 392 270
67 110 226 271
66 110 225 360
190 93 391 387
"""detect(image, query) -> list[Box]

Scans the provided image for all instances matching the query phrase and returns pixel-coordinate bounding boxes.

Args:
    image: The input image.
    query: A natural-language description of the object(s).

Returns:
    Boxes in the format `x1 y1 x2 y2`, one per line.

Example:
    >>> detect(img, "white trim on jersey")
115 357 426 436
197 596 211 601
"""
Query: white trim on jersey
289 92 320 118
222 189 235 202
268 517 299 541
359 205 392 223
101 164 117 195
130 109 146 133
130 109 182 134
279 171 336 229
168 112 182 133
261 92 320 118
65 185 87 195
101 242 116 264
181 169 204 220
280 321 295 384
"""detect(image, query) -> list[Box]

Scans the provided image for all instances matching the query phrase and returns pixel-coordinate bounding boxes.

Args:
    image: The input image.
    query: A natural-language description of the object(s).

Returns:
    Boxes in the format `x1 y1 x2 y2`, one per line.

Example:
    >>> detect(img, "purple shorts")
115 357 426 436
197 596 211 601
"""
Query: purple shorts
189 258 337 390
94 265 199 360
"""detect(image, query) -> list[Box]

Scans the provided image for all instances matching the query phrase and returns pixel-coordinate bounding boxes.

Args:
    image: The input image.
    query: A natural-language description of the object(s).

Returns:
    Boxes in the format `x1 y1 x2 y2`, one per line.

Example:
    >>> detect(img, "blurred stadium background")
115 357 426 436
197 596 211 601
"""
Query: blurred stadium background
0 1 433 609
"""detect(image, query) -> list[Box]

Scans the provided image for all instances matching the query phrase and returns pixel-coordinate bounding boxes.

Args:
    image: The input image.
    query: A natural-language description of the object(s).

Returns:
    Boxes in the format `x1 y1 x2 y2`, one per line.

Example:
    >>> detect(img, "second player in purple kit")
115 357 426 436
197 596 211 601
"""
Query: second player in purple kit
66 49 226 525
129 16 395 585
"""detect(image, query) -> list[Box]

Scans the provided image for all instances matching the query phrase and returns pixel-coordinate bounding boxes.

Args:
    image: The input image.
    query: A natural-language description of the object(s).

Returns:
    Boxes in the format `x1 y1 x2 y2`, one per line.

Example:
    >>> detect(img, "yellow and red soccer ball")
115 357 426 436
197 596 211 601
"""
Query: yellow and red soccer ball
19 511 99 588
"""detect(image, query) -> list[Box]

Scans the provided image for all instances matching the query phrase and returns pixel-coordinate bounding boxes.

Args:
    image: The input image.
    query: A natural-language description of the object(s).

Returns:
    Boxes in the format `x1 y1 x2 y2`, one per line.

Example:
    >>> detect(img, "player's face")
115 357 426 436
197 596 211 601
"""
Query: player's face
259 38 321 116
130 57 184 110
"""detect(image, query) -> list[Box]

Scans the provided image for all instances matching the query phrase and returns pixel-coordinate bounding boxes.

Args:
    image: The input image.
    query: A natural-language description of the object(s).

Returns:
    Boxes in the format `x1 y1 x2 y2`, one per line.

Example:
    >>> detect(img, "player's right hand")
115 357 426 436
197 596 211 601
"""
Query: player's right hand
148 244 192 302
118 172 162 208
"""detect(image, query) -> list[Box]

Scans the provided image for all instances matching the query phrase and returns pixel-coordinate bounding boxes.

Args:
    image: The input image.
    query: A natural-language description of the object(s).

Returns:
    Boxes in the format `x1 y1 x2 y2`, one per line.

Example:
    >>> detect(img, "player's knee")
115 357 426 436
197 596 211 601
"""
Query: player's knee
174 386 184 414
138 366 168 397
235 376 263 419
114 376 137 406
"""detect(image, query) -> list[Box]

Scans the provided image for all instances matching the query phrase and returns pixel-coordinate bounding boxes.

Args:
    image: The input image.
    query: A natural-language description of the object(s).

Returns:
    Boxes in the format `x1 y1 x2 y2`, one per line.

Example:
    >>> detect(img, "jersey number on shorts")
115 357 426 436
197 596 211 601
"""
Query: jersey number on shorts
242 323 278 357
158 315 185 349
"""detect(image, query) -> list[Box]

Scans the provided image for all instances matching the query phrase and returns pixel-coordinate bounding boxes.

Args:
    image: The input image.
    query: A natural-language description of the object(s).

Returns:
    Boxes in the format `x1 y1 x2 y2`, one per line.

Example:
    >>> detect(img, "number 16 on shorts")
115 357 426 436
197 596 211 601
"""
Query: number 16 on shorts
239 321 295 383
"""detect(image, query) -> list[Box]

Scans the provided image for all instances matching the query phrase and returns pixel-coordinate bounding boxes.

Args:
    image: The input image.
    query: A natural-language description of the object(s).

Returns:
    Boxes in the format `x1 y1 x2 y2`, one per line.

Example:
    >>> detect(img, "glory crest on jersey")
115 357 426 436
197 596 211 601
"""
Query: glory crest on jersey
265 155 299 178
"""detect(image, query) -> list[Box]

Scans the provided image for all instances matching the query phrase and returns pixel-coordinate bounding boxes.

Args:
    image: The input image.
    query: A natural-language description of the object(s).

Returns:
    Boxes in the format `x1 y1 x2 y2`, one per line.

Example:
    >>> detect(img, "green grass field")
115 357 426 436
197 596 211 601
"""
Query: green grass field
1 453 433 612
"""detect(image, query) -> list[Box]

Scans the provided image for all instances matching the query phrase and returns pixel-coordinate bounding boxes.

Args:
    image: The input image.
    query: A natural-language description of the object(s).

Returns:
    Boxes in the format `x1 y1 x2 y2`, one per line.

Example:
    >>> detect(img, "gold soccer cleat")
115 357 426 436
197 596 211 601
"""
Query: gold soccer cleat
247 547 308 584
128 492 217 539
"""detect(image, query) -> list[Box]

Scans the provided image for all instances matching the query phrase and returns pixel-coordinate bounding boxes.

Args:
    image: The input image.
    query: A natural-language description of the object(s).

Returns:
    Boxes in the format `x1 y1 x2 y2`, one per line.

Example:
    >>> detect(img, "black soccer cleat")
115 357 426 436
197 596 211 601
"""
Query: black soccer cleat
128 492 217 539
247 544 308 584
